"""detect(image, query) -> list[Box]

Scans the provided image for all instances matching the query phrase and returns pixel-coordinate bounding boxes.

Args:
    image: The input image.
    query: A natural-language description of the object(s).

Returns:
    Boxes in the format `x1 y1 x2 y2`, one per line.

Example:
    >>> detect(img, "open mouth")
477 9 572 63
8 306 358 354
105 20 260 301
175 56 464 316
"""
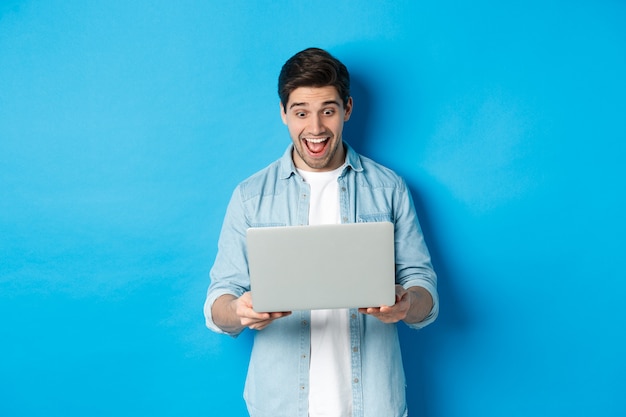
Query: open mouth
303 137 329 156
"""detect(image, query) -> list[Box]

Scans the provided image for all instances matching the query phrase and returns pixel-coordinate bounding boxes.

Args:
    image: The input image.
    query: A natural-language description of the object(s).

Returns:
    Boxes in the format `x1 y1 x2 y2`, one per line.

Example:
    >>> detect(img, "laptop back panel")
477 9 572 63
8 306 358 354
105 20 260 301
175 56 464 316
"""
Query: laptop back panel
247 222 395 312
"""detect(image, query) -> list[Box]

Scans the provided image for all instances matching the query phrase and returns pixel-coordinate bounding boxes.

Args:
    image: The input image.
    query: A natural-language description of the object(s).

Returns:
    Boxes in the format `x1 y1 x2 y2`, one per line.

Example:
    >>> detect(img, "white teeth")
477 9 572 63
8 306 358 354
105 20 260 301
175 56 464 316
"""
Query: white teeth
305 138 328 144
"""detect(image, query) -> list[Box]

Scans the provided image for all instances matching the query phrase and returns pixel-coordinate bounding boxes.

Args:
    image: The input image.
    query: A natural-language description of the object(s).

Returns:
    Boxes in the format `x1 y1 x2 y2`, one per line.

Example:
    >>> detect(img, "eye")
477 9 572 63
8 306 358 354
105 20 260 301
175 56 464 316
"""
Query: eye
295 111 307 118
323 109 335 116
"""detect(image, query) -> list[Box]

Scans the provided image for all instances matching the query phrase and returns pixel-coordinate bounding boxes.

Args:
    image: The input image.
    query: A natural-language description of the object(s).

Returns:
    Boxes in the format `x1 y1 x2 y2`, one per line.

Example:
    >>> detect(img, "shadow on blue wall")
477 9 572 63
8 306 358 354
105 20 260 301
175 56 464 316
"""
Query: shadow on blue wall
346 70 471 415
342 73 372 157
401 181 472 416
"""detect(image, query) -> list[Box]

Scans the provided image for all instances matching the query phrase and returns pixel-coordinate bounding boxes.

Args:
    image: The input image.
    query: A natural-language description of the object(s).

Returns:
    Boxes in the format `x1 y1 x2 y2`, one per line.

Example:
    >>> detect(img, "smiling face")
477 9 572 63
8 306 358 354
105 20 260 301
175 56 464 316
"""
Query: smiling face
280 86 353 172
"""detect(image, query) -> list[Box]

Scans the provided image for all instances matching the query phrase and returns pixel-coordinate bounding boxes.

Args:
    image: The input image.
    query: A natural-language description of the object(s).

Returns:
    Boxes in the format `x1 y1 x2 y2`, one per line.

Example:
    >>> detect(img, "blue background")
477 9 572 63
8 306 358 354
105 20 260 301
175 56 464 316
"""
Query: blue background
1 1 624 416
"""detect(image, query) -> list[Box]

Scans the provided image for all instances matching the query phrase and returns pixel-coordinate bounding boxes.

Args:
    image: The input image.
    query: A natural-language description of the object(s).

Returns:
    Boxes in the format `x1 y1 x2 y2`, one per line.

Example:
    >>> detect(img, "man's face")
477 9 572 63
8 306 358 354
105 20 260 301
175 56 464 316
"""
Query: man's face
280 86 353 172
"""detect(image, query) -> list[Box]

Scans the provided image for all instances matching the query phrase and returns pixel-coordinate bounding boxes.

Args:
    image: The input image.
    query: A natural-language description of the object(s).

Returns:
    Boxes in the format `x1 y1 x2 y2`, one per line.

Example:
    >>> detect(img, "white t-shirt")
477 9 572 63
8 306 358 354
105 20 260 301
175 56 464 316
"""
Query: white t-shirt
297 166 352 417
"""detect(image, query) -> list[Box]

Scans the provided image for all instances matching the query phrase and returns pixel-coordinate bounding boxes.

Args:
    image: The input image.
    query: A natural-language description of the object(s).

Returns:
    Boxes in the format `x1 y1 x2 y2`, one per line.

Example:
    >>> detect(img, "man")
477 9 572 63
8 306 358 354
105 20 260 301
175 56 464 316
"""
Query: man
204 47 438 417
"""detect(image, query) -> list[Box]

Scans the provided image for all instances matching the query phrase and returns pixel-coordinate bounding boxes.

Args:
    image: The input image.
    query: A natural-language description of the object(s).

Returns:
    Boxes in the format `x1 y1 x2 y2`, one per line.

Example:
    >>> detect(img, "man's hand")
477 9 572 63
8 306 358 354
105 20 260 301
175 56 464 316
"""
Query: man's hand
233 292 292 330
212 292 291 333
359 285 433 324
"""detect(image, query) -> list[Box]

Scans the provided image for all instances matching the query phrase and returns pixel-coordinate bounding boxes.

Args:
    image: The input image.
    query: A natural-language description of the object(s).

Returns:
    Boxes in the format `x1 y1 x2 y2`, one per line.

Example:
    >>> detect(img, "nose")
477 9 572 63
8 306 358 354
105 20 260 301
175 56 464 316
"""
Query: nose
308 114 324 135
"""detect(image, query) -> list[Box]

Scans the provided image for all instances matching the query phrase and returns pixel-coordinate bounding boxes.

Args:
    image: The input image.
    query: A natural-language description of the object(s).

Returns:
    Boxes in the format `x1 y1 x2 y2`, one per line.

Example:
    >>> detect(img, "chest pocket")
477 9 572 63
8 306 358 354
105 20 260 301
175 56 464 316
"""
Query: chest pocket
249 222 287 228
357 213 393 223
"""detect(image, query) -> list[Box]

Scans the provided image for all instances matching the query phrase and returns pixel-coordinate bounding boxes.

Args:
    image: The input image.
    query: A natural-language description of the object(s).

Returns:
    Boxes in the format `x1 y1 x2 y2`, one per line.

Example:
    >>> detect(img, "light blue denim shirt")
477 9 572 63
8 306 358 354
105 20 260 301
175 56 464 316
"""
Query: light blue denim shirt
204 143 438 417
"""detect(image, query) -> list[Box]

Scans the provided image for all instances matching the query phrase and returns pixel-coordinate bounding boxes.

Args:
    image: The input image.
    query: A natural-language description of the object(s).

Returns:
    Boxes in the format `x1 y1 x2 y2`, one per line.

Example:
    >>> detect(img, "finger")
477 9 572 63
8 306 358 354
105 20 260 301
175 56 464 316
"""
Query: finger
249 321 270 330
244 311 291 329
264 310 290 317
239 307 270 320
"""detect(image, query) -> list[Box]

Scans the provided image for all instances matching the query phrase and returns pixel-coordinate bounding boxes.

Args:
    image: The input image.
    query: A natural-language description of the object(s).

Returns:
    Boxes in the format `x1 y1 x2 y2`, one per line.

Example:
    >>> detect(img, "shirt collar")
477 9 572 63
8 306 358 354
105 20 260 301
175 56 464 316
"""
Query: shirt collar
278 142 363 180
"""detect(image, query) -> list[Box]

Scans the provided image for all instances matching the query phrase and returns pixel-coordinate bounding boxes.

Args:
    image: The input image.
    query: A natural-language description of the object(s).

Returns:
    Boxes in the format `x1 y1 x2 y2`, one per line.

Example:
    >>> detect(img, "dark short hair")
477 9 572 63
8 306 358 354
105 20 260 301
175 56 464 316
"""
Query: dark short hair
278 47 351 111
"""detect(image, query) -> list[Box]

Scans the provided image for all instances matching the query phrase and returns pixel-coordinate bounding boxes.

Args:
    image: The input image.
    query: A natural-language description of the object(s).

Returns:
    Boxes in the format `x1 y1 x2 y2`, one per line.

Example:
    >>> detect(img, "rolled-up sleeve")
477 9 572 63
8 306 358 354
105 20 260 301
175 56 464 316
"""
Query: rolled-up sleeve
204 187 250 336
393 178 439 330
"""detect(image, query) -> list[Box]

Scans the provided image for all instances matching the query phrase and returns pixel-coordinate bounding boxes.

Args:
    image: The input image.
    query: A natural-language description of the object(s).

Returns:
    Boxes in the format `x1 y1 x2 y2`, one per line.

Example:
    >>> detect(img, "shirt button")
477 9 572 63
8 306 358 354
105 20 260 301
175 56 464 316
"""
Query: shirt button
353 347 358 353
302 320 308 326
351 314 357 319
353 378 359 384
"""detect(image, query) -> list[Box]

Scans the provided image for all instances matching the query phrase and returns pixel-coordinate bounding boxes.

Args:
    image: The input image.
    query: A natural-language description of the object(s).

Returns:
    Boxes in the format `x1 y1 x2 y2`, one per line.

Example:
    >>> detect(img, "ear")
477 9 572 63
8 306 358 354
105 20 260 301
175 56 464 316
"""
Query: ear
343 97 353 122
280 102 287 125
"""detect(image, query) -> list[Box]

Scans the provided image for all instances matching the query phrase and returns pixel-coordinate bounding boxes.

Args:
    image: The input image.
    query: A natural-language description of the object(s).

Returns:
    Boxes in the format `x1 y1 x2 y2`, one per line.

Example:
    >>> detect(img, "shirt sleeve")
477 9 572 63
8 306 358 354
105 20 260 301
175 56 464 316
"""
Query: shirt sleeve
204 186 250 336
393 178 439 330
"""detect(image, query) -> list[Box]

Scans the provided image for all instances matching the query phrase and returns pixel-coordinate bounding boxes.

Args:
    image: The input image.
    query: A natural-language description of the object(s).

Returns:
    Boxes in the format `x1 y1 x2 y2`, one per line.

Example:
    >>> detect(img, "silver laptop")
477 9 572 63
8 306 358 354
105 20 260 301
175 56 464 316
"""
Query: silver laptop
247 222 396 312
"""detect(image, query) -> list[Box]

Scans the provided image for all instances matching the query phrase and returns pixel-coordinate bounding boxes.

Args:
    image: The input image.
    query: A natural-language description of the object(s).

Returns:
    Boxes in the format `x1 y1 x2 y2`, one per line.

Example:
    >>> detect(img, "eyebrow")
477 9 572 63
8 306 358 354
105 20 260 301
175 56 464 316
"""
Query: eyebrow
289 100 341 110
